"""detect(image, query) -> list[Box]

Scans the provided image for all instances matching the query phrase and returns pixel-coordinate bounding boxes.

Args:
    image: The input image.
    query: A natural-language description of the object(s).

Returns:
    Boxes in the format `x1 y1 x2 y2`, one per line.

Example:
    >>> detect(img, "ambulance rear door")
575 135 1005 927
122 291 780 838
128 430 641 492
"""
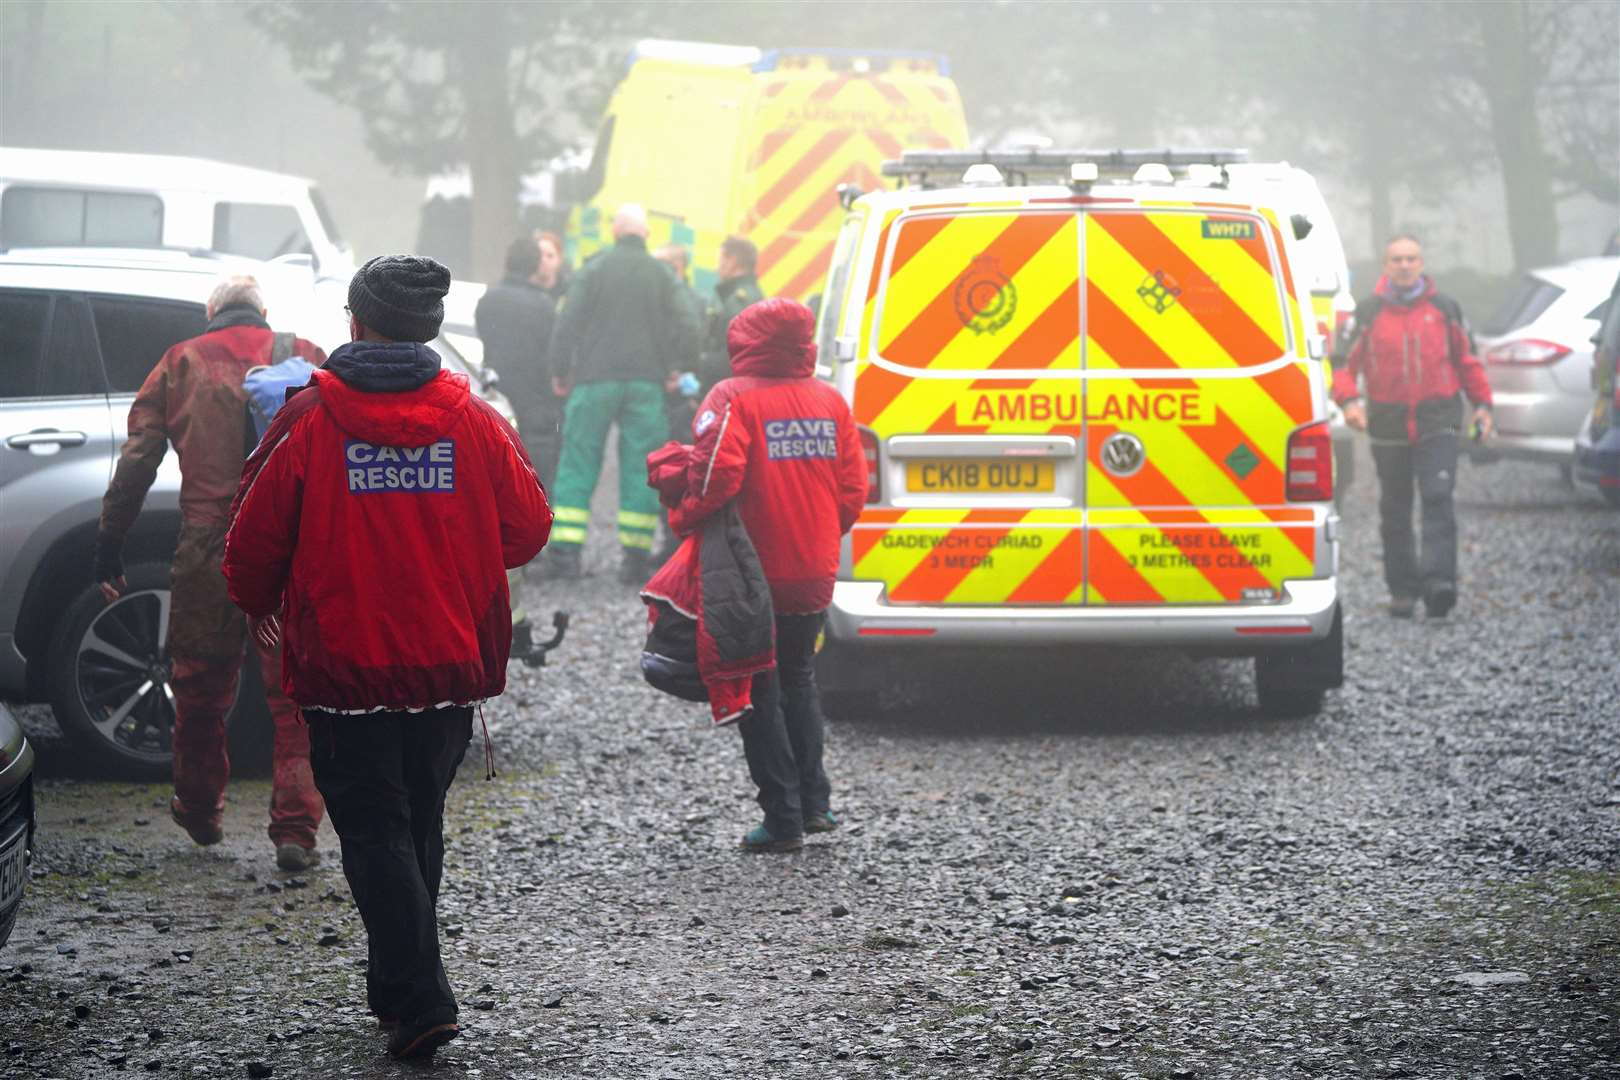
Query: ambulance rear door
848 203 1088 607
739 53 967 303
1079 204 1322 606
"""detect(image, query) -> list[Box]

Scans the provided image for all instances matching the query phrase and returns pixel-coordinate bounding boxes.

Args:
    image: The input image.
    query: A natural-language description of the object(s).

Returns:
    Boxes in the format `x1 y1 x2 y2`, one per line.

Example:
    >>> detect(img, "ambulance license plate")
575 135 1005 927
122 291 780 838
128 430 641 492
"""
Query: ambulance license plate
0 825 25 913
906 460 1054 493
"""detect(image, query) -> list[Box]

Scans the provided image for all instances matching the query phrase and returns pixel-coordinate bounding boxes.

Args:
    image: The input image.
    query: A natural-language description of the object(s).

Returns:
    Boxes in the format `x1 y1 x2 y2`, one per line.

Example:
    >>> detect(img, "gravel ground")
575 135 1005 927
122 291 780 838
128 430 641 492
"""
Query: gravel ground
3 446 1618 1079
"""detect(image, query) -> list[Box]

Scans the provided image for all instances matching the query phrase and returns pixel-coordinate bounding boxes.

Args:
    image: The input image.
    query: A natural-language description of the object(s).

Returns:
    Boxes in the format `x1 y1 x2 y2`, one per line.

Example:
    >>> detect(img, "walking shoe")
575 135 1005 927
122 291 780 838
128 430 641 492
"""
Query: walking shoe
740 825 804 853
1424 583 1457 619
169 796 223 846
386 1009 459 1060
540 545 582 580
619 549 651 586
803 811 840 834
1388 595 1417 618
275 843 320 872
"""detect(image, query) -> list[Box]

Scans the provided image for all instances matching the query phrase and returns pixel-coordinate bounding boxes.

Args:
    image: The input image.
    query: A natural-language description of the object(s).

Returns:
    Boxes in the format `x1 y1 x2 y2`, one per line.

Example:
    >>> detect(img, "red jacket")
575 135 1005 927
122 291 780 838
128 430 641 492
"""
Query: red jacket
1332 275 1492 441
222 341 552 713
667 299 868 614
100 313 325 543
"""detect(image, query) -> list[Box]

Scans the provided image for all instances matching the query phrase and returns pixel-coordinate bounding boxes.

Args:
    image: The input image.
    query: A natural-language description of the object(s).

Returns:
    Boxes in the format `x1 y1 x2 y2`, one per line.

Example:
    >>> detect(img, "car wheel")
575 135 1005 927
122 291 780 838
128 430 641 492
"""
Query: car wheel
1253 604 1342 719
47 562 182 778
0 899 18 952
1254 675 1325 718
44 560 273 778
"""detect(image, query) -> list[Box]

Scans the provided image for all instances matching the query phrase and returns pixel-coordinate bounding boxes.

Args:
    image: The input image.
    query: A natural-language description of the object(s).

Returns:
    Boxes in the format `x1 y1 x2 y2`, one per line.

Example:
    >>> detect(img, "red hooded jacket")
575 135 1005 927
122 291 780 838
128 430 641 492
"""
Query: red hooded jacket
666 298 868 614
222 341 552 713
1331 275 1492 441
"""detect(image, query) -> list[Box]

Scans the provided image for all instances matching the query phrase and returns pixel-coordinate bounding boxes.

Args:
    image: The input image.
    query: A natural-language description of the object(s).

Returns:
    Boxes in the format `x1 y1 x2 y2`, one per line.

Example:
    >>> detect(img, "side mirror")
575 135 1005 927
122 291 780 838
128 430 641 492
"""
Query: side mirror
1290 214 1313 241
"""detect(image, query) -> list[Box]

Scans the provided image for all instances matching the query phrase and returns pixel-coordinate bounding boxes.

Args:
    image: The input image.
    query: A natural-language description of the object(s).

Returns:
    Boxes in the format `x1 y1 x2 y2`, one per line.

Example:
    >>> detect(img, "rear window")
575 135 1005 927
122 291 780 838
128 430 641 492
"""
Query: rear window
213 202 311 261
873 208 1289 371
1484 276 1563 336
1 186 164 248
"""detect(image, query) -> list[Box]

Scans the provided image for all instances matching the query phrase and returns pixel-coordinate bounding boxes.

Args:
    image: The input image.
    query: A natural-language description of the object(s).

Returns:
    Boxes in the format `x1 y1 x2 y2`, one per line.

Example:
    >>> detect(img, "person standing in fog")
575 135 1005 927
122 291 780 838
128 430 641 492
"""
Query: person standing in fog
94 274 327 871
476 235 561 491
1334 234 1493 619
665 298 867 852
536 230 570 304
545 203 699 583
223 255 552 1060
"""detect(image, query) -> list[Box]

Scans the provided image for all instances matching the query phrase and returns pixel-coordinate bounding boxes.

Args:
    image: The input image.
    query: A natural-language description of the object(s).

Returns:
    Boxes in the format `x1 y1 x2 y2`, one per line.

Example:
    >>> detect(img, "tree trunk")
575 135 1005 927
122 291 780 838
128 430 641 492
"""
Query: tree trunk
1477 2 1559 270
454 20 521 284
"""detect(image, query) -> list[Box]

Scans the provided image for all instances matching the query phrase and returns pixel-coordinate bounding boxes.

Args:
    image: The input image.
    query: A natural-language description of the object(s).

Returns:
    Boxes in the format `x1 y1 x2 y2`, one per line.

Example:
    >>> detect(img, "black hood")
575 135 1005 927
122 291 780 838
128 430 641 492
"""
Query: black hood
324 340 442 394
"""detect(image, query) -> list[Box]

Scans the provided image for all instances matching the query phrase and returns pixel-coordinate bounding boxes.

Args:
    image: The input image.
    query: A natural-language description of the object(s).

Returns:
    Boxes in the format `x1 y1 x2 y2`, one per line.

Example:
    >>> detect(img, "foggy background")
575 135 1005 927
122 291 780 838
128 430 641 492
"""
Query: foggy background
3 0 1616 311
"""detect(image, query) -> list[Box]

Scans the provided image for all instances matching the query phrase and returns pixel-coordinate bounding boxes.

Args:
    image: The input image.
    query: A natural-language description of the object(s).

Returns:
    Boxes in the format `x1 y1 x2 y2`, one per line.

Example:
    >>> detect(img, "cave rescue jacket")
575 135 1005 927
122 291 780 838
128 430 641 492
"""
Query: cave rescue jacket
666 298 868 614
1332 274 1492 442
222 341 553 713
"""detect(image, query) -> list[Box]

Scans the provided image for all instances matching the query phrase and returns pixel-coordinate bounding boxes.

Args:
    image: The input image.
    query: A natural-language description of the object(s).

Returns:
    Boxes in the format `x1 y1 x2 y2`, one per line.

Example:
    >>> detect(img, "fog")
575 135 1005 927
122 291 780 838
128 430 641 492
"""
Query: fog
3 0 1615 311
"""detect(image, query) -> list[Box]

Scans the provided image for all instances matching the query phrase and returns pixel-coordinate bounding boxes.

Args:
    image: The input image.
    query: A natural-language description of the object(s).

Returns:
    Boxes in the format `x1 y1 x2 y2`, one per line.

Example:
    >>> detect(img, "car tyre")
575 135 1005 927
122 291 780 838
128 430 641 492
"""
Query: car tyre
45 562 269 779
1253 603 1342 719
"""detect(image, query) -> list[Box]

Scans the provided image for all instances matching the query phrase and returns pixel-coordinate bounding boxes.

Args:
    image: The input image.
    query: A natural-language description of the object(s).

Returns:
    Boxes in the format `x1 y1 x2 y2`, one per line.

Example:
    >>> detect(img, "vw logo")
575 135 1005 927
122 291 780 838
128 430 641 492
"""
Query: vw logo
1100 432 1145 477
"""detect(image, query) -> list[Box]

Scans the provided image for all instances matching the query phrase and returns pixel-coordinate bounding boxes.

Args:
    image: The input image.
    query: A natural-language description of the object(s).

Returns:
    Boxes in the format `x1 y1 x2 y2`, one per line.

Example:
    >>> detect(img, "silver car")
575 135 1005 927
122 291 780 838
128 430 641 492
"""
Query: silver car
1477 256 1619 472
0 248 512 776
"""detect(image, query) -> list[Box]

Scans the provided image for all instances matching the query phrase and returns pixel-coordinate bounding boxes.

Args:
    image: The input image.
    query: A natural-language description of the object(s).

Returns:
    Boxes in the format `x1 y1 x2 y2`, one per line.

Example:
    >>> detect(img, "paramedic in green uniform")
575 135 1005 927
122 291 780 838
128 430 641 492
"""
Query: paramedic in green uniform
546 204 700 582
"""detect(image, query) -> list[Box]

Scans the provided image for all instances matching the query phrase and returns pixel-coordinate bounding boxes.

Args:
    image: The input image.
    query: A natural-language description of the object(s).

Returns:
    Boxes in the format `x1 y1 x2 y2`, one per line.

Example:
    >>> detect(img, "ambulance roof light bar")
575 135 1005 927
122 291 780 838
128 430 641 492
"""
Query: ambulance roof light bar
882 148 1250 188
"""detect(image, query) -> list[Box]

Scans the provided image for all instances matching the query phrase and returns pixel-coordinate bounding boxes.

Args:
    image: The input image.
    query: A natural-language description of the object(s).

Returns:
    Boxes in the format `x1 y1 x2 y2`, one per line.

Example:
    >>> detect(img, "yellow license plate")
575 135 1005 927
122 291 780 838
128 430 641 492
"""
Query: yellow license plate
905 459 1055 493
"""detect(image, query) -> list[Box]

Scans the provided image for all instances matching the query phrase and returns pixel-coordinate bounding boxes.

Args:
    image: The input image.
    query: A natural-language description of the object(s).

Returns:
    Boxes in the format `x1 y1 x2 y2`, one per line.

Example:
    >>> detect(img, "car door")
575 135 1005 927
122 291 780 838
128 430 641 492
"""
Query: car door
0 291 116 646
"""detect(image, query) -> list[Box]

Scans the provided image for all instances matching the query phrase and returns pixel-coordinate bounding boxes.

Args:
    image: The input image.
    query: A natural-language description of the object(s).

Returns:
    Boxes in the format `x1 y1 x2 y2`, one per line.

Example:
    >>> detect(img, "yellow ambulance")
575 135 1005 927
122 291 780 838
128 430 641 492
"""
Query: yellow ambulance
813 149 1344 716
565 40 968 300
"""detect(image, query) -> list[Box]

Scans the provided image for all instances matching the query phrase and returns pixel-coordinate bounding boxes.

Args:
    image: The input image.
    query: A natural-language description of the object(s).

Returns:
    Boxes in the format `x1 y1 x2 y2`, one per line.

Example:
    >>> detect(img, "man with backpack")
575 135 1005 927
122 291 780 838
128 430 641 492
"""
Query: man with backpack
1333 235 1494 619
95 275 328 870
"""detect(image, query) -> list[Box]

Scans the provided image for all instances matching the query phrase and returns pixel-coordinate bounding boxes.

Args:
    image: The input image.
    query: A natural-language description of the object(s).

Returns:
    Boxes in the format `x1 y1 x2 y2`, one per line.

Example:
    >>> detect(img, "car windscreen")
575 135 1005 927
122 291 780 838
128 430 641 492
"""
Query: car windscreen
1483 276 1563 336
1 187 164 248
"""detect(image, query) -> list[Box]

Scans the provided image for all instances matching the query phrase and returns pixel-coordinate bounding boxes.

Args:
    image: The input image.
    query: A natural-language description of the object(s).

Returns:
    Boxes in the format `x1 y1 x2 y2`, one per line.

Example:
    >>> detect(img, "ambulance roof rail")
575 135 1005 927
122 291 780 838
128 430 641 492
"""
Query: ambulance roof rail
881 148 1251 186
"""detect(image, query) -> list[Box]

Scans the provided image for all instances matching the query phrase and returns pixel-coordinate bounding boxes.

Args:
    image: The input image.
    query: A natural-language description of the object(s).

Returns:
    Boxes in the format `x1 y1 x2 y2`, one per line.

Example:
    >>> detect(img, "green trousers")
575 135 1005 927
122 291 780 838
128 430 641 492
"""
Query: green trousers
551 380 666 553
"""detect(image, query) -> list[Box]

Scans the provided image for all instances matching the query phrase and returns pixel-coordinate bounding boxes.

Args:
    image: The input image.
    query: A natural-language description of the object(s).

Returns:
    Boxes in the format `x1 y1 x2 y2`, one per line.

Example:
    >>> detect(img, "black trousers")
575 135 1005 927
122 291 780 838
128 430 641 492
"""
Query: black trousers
738 612 832 838
306 707 472 1024
1371 435 1460 599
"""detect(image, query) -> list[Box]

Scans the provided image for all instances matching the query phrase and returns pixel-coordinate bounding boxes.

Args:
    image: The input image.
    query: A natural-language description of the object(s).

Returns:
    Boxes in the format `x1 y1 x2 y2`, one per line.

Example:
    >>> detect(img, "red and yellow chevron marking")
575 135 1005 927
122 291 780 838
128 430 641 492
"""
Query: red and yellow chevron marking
1085 508 1317 605
847 201 1323 607
742 73 966 301
851 509 1083 605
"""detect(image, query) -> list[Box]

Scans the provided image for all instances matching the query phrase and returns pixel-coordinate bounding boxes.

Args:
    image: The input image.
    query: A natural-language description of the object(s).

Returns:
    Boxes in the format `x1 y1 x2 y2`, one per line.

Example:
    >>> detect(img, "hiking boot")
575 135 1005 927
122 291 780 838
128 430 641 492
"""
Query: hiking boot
1388 595 1417 618
540 546 582 580
740 825 804 854
275 843 320 872
619 549 651 586
169 796 223 846
1424 583 1457 619
803 810 841 834
386 1009 459 1060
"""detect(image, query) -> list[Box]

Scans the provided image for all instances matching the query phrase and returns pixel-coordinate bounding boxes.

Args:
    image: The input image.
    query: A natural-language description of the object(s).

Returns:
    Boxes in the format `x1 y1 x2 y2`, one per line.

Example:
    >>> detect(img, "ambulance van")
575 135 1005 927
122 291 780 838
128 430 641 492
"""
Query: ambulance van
814 149 1343 716
565 40 968 300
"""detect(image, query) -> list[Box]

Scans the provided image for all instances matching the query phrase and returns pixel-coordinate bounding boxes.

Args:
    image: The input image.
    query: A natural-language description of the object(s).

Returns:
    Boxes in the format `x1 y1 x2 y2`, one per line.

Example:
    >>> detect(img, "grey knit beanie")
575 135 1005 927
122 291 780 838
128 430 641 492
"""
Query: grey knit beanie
347 255 450 343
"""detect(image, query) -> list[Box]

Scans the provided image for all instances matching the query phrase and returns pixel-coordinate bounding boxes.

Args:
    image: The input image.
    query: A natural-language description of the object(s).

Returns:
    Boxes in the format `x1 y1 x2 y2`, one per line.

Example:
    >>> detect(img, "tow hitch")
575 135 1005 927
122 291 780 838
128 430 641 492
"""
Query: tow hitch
513 611 570 668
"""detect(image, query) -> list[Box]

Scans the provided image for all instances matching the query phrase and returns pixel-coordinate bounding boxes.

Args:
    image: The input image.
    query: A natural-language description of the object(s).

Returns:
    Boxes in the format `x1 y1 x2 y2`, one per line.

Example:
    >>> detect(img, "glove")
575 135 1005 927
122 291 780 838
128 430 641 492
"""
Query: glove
93 535 125 586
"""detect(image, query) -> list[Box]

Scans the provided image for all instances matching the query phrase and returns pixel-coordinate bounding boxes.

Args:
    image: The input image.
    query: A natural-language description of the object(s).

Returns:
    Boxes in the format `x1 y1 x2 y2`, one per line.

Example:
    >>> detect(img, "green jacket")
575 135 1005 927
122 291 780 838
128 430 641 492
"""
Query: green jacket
551 236 700 384
699 272 765 389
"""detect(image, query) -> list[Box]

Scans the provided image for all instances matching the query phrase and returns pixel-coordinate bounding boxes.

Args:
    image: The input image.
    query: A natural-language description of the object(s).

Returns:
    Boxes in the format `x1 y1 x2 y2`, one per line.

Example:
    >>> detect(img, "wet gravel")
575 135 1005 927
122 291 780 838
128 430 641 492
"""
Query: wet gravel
3 448 1618 1079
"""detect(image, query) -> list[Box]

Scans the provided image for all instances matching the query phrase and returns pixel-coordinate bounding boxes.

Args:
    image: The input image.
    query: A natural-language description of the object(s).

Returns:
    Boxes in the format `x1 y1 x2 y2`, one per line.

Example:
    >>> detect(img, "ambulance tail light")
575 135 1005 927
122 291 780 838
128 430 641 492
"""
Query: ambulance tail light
1285 421 1333 502
1485 338 1570 366
859 425 881 503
